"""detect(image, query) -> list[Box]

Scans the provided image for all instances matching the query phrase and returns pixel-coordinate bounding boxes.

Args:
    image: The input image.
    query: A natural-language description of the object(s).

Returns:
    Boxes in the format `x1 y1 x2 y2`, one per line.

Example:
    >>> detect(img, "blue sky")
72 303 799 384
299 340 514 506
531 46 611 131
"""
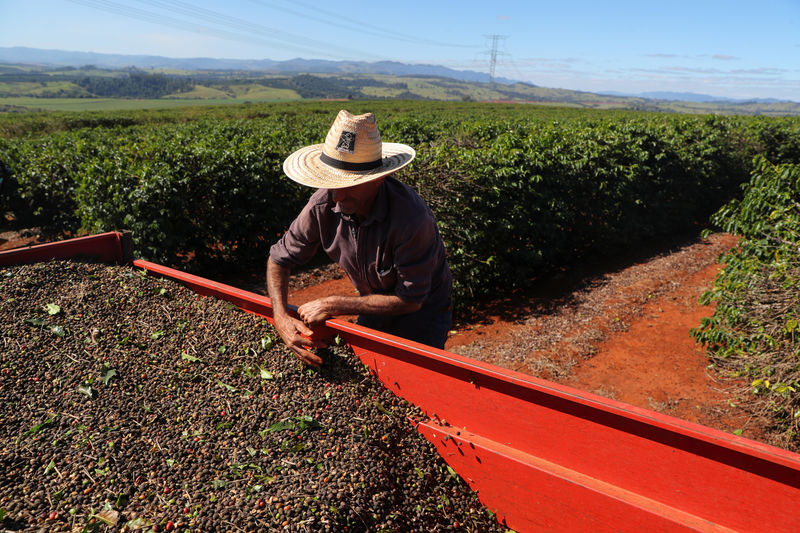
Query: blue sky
1 0 798 101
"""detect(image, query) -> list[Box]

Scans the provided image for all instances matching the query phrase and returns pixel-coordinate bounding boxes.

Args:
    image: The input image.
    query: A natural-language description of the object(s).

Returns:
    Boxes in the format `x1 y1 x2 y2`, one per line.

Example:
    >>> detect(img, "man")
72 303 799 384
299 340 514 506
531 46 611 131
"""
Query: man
267 110 452 366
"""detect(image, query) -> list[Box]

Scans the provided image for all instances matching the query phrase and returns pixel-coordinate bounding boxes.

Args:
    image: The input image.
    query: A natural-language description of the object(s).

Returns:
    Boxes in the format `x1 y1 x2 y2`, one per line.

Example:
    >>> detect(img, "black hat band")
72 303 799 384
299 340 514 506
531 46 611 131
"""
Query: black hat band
320 152 383 171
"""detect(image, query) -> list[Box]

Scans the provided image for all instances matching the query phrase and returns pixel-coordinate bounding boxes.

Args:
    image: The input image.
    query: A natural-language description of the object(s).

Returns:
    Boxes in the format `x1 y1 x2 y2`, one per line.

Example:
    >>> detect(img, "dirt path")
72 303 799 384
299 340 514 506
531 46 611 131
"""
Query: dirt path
562 259 740 423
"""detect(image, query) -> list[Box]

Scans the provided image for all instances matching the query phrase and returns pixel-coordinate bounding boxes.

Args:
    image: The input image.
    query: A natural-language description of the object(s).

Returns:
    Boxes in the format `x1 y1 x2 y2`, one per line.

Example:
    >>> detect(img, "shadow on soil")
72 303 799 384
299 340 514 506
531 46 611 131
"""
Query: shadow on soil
460 227 722 327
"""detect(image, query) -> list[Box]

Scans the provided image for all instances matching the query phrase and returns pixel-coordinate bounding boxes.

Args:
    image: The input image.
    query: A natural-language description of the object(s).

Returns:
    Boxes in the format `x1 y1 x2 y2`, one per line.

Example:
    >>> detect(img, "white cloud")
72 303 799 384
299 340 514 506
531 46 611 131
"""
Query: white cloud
731 67 788 75
659 66 722 74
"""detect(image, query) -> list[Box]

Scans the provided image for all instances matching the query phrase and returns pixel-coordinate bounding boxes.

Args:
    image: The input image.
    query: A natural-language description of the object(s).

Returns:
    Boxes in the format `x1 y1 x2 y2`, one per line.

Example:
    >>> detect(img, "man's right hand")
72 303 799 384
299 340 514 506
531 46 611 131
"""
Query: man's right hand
273 312 326 367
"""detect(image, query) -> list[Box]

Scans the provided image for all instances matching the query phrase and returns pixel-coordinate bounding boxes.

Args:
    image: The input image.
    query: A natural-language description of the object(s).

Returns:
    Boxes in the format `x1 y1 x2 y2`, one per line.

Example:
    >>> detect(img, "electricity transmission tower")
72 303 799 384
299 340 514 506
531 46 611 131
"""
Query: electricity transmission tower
484 34 508 86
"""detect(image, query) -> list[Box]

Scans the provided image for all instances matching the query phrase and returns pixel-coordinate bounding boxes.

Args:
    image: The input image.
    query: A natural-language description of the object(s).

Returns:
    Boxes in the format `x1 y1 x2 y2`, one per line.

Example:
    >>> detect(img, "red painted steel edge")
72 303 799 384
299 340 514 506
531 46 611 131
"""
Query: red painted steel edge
0 231 131 266
415 421 736 533
335 321 800 532
3 233 800 532
134 258 800 532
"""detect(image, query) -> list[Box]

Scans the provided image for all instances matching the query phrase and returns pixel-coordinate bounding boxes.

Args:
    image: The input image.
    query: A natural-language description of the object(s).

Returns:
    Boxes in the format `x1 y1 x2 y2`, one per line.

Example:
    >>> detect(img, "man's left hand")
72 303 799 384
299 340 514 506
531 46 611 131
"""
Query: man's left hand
297 297 334 326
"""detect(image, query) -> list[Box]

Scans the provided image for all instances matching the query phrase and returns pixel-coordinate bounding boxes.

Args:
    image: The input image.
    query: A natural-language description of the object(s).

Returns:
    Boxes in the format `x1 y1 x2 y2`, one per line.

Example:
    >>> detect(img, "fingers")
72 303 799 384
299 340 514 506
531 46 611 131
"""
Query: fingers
288 332 328 366
274 314 327 367
297 300 331 326
275 314 312 340
293 317 315 337
290 345 323 367
287 332 327 351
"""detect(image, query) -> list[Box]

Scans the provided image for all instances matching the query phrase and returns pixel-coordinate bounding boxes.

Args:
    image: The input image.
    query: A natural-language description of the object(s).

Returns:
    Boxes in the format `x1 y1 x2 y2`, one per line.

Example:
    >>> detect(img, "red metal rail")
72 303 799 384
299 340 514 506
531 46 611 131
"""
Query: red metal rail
3 232 800 532
0 231 133 265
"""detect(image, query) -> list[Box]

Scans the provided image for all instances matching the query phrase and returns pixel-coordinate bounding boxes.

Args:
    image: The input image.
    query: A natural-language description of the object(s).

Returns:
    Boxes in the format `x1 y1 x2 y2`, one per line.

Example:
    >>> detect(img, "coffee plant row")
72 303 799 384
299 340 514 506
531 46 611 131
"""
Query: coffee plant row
692 158 800 450
1 101 799 312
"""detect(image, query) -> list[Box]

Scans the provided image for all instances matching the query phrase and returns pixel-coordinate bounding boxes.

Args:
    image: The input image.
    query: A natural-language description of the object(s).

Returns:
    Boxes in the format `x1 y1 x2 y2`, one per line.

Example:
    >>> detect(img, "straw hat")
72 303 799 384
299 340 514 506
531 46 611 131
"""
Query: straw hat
282 110 416 189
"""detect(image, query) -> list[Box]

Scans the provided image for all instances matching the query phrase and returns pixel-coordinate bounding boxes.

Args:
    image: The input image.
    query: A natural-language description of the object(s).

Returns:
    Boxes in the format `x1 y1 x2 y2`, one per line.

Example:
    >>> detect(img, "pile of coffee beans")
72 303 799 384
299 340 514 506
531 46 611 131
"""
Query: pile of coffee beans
0 260 508 532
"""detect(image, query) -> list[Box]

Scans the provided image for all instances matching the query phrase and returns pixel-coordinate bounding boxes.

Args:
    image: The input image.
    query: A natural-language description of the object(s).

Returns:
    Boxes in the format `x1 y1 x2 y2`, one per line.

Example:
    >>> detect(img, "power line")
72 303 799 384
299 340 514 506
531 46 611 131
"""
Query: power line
138 0 375 58
501 54 533 87
65 0 382 60
67 0 481 64
483 34 508 85
259 0 479 49
65 0 322 57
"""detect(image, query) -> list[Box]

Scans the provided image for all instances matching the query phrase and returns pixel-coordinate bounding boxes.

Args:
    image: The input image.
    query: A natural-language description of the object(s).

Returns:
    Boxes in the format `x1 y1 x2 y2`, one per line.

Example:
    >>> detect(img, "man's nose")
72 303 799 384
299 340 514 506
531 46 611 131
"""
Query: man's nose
332 188 349 202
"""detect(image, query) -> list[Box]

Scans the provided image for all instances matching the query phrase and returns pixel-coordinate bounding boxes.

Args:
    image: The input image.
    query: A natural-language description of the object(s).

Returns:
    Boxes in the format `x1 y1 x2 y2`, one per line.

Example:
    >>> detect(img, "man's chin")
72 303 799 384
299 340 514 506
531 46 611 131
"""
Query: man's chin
337 202 357 215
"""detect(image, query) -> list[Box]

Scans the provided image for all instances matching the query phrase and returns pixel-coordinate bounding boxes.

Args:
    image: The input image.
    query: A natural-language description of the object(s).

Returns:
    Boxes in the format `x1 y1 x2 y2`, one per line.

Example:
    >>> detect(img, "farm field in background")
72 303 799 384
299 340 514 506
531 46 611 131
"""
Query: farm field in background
0 99 647 138
3 63 800 116
0 96 299 112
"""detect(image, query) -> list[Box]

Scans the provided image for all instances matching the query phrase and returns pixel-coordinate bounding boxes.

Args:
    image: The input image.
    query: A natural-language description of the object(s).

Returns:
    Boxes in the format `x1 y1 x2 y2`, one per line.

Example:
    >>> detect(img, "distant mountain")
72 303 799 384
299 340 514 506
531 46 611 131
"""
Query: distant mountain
2 47 798 115
641 91 733 102
0 46 516 85
600 90 791 104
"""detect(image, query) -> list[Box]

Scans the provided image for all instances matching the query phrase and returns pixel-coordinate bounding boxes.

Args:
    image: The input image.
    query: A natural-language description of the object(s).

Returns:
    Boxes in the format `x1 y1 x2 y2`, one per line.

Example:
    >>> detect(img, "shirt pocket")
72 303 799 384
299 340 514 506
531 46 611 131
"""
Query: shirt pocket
372 246 397 293
376 264 397 292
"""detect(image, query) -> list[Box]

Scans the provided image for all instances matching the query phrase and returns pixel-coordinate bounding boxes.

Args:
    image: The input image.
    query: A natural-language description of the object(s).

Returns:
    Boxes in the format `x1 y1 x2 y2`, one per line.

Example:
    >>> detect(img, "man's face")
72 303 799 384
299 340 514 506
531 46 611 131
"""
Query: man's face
331 178 384 217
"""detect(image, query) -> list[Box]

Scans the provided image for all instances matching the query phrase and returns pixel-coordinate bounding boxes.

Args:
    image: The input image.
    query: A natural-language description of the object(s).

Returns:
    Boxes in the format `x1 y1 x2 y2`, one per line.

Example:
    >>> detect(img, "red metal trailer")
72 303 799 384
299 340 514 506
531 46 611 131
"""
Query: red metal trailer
2 231 800 533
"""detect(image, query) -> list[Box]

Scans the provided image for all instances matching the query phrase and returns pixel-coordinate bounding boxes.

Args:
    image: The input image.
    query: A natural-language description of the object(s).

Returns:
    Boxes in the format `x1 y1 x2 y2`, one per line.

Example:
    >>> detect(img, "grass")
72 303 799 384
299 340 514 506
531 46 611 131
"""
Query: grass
164 85 235 99
0 96 301 112
360 86 406 98
164 84 300 100
0 100 664 139
226 83 300 100
0 81 87 96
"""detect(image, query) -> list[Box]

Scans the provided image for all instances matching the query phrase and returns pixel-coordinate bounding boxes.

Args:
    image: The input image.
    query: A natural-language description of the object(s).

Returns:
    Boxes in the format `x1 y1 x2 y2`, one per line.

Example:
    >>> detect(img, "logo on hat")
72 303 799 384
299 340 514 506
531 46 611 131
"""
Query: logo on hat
336 131 356 154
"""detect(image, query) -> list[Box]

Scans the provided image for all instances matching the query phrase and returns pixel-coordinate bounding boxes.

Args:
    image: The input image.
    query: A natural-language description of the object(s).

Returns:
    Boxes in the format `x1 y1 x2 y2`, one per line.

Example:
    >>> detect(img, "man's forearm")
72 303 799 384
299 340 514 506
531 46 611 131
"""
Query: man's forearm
272 258 422 326
266 258 292 317
315 293 421 318
266 258 325 367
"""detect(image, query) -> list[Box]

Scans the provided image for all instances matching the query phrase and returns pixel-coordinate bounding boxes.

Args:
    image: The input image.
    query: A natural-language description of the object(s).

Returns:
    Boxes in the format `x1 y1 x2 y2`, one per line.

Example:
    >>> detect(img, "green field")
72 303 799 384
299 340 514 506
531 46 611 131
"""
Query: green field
3 63 799 115
0 95 301 112
0 99 650 138
0 80 87 96
165 83 301 100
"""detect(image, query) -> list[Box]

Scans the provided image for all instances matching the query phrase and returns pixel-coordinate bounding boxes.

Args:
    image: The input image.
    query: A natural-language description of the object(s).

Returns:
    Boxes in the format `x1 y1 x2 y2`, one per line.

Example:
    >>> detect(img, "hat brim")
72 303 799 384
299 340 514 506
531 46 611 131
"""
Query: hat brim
283 142 415 189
